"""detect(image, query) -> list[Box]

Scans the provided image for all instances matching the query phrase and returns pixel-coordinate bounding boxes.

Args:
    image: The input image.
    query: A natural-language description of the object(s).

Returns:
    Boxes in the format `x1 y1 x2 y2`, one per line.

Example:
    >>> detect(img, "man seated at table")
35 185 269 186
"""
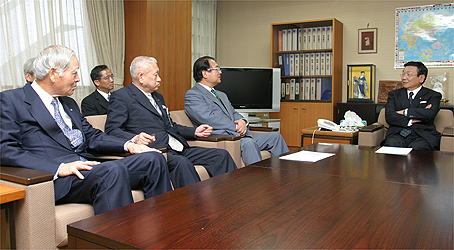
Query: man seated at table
105 56 237 188
383 61 441 150
185 56 288 166
81 65 114 116
0 45 172 215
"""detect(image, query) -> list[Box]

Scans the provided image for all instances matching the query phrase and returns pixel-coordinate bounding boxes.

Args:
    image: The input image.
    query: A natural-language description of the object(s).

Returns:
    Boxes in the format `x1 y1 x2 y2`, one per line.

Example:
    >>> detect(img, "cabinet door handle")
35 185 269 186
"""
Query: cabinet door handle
293 107 298 110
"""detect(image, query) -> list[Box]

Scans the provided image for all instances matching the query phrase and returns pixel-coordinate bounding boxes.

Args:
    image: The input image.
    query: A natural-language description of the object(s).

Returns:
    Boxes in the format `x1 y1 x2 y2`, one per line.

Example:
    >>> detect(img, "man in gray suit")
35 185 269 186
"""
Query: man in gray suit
185 56 288 166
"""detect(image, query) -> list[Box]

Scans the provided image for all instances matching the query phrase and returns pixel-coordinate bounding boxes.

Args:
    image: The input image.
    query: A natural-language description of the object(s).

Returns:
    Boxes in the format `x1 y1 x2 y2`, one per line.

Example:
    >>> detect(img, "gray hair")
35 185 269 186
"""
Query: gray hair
23 57 36 75
130 56 158 79
33 45 76 80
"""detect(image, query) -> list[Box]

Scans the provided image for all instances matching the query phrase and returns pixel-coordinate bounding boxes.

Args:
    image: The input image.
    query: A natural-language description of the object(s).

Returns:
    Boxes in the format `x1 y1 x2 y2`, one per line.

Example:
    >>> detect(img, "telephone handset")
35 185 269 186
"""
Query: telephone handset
317 119 341 132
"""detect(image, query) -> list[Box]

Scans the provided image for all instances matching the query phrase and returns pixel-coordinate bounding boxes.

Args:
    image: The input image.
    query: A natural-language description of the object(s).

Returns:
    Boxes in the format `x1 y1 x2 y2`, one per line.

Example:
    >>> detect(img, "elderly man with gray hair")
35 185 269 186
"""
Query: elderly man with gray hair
23 57 36 84
105 56 238 188
0 45 172 214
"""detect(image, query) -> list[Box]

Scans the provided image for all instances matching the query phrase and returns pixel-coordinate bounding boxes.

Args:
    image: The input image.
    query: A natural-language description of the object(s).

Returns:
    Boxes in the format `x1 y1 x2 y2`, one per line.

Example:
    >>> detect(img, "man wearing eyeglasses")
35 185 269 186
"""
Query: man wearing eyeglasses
383 61 442 150
81 65 115 116
184 56 288 166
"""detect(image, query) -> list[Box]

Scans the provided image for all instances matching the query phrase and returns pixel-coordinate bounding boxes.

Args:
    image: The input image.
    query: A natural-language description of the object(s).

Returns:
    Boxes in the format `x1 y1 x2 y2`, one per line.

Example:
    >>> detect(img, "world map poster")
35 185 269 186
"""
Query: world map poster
395 3 453 68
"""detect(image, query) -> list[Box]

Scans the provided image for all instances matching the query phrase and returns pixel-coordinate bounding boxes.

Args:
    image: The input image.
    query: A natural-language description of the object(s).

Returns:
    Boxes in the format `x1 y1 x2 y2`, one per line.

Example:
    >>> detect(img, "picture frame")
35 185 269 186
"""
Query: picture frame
347 64 376 102
377 80 402 103
358 28 377 54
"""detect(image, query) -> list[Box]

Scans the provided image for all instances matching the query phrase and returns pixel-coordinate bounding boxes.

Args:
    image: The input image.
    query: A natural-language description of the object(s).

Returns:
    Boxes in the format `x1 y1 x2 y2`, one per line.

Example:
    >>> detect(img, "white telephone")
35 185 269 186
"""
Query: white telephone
317 119 341 132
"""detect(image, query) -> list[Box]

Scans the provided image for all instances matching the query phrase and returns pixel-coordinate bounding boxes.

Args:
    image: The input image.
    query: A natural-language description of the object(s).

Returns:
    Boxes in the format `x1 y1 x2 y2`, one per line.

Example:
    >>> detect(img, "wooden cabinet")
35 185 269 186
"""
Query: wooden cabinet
271 19 343 147
279 102 332 146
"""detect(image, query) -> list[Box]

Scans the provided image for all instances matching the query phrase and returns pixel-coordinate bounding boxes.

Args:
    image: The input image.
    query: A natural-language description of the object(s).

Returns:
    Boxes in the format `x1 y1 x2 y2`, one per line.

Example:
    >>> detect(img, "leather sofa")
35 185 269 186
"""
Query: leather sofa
358 108 454 152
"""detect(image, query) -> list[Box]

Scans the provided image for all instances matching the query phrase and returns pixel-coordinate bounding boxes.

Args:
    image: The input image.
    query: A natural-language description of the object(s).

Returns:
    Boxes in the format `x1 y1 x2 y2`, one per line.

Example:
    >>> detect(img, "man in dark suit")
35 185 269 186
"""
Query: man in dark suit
105 56 237 188
0 45 172 215
383 61 441 150
81 65 114 116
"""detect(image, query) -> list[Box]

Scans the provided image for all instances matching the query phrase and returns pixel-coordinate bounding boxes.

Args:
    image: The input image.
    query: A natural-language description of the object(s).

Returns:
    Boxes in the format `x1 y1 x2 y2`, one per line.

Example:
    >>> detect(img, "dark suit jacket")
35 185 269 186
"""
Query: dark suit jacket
105 84 196 149
385 87 441 148
81 90 109 116
0 84 128 199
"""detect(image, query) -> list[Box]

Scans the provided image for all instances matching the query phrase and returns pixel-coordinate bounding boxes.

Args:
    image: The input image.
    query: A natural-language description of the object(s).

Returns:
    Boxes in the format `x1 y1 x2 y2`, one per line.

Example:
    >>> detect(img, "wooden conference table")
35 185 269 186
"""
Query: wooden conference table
68 144 453 249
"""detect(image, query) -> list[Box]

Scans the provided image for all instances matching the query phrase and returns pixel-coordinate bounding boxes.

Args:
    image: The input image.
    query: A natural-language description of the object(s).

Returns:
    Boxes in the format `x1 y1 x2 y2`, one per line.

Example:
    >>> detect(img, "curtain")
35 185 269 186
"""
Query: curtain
192 0 217 85
86 0 125 90
0 0 98 105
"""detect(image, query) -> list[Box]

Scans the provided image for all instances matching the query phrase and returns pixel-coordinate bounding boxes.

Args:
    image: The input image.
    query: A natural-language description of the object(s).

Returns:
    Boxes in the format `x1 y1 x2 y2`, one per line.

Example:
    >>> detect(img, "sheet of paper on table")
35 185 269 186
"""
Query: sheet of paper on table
375 146 412 156
279 150 335 162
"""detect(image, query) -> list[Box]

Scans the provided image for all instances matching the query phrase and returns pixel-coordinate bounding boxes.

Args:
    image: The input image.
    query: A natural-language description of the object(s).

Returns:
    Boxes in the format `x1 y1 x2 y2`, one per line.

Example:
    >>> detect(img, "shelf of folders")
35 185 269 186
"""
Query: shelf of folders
280 77 332 102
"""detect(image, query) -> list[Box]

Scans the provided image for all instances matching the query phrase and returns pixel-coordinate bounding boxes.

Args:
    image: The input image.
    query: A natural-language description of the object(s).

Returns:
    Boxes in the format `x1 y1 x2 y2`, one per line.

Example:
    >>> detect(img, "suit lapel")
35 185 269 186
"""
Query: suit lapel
195 84 231 118
94 91 108 110
128 84 163 118
23 85 72 150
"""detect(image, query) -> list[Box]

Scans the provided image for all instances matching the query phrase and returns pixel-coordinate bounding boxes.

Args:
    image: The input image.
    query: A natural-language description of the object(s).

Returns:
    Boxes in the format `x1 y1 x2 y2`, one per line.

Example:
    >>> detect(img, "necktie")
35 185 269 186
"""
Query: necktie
211 89 227 110
51 98 83 147
146 94 183 151
409 92 414 106
147 94 162 116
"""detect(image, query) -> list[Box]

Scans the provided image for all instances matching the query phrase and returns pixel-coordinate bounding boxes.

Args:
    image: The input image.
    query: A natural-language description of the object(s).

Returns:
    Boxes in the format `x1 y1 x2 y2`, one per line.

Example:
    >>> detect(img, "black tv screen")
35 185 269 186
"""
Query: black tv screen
215 67 280 112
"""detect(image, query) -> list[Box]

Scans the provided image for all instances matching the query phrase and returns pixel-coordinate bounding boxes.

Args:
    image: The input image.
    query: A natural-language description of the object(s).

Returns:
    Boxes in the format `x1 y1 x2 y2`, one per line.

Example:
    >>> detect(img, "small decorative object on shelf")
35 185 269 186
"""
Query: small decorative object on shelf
427 72 449 103
358 27 377 54
377 80 403 103
347 64 376 103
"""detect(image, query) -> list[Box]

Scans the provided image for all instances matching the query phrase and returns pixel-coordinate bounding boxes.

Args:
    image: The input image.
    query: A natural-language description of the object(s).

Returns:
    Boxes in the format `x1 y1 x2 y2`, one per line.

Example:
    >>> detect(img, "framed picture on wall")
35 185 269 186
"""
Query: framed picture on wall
358 28 377 54
347 64 376 102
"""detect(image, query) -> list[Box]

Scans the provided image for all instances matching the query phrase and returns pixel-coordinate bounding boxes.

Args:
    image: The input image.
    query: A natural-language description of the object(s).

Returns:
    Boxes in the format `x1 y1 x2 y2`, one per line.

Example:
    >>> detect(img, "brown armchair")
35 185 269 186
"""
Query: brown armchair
358 108 454 152
170 110 271 168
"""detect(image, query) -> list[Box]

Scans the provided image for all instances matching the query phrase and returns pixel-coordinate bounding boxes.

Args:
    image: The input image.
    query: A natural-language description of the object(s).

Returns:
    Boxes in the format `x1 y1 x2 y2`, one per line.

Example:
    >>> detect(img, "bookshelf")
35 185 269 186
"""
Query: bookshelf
271 19 343 147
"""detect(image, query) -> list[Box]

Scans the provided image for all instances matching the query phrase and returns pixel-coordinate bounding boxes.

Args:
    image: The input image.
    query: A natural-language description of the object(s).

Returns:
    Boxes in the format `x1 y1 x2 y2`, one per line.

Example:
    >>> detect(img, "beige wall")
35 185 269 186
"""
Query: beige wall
216 0 453 104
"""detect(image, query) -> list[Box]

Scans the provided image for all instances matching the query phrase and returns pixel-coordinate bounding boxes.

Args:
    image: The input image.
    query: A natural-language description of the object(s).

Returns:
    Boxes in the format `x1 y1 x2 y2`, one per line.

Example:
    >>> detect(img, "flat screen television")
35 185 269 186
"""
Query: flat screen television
215 67 281 113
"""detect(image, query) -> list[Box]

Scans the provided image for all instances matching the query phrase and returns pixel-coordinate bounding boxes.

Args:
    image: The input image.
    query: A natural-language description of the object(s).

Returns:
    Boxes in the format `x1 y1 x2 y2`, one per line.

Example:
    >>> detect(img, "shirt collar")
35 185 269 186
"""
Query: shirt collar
96 89 110 101
31 81 54 105
198 82 215 92
408 85 422 97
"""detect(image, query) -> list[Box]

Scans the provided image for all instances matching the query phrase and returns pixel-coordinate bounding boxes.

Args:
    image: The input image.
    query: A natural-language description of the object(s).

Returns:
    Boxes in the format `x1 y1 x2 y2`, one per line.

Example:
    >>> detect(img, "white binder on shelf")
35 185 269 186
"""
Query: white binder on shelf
289 79 296 100
316 78 322 100
299 79 305 100
295 79 300 100
303 28 308 50
289 54 295 76
315 53 321 76
316 27 321 50
304 53 310 76
325 52 332 75
310 78 316 100
306 28 312 50
292 28 298 51
320 53 326 75
300 53 305 76
304 78 311 100
297 28 303 50
321 27 326 49
309 53 315 76
282 29 287 51
294 54 300 76
326 26 332 49
287 29 293 51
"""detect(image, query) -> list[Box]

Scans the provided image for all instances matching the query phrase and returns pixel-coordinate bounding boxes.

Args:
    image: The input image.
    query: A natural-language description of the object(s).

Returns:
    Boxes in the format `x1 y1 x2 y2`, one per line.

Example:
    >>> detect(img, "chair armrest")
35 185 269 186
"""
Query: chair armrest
0 166 53 185
249 126 279 132
194 134 242 142
358 126 386 147
359 124 384 132
442 126 454 137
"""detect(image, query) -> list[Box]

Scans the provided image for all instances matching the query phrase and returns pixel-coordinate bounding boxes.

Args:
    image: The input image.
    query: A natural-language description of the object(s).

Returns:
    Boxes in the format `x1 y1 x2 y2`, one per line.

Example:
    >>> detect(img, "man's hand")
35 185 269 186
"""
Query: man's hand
396 109 405 115
59 161 99 179
234 119 247 136
131 132 156 145
195 124 212 137
425 104 432 109
127 143 162 154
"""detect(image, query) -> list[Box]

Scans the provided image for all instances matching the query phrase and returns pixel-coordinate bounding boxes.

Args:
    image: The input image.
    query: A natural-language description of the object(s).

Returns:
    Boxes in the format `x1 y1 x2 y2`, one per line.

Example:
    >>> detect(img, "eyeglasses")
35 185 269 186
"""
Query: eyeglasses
100 75 114 81
207 67 222 72
401 72 417 78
